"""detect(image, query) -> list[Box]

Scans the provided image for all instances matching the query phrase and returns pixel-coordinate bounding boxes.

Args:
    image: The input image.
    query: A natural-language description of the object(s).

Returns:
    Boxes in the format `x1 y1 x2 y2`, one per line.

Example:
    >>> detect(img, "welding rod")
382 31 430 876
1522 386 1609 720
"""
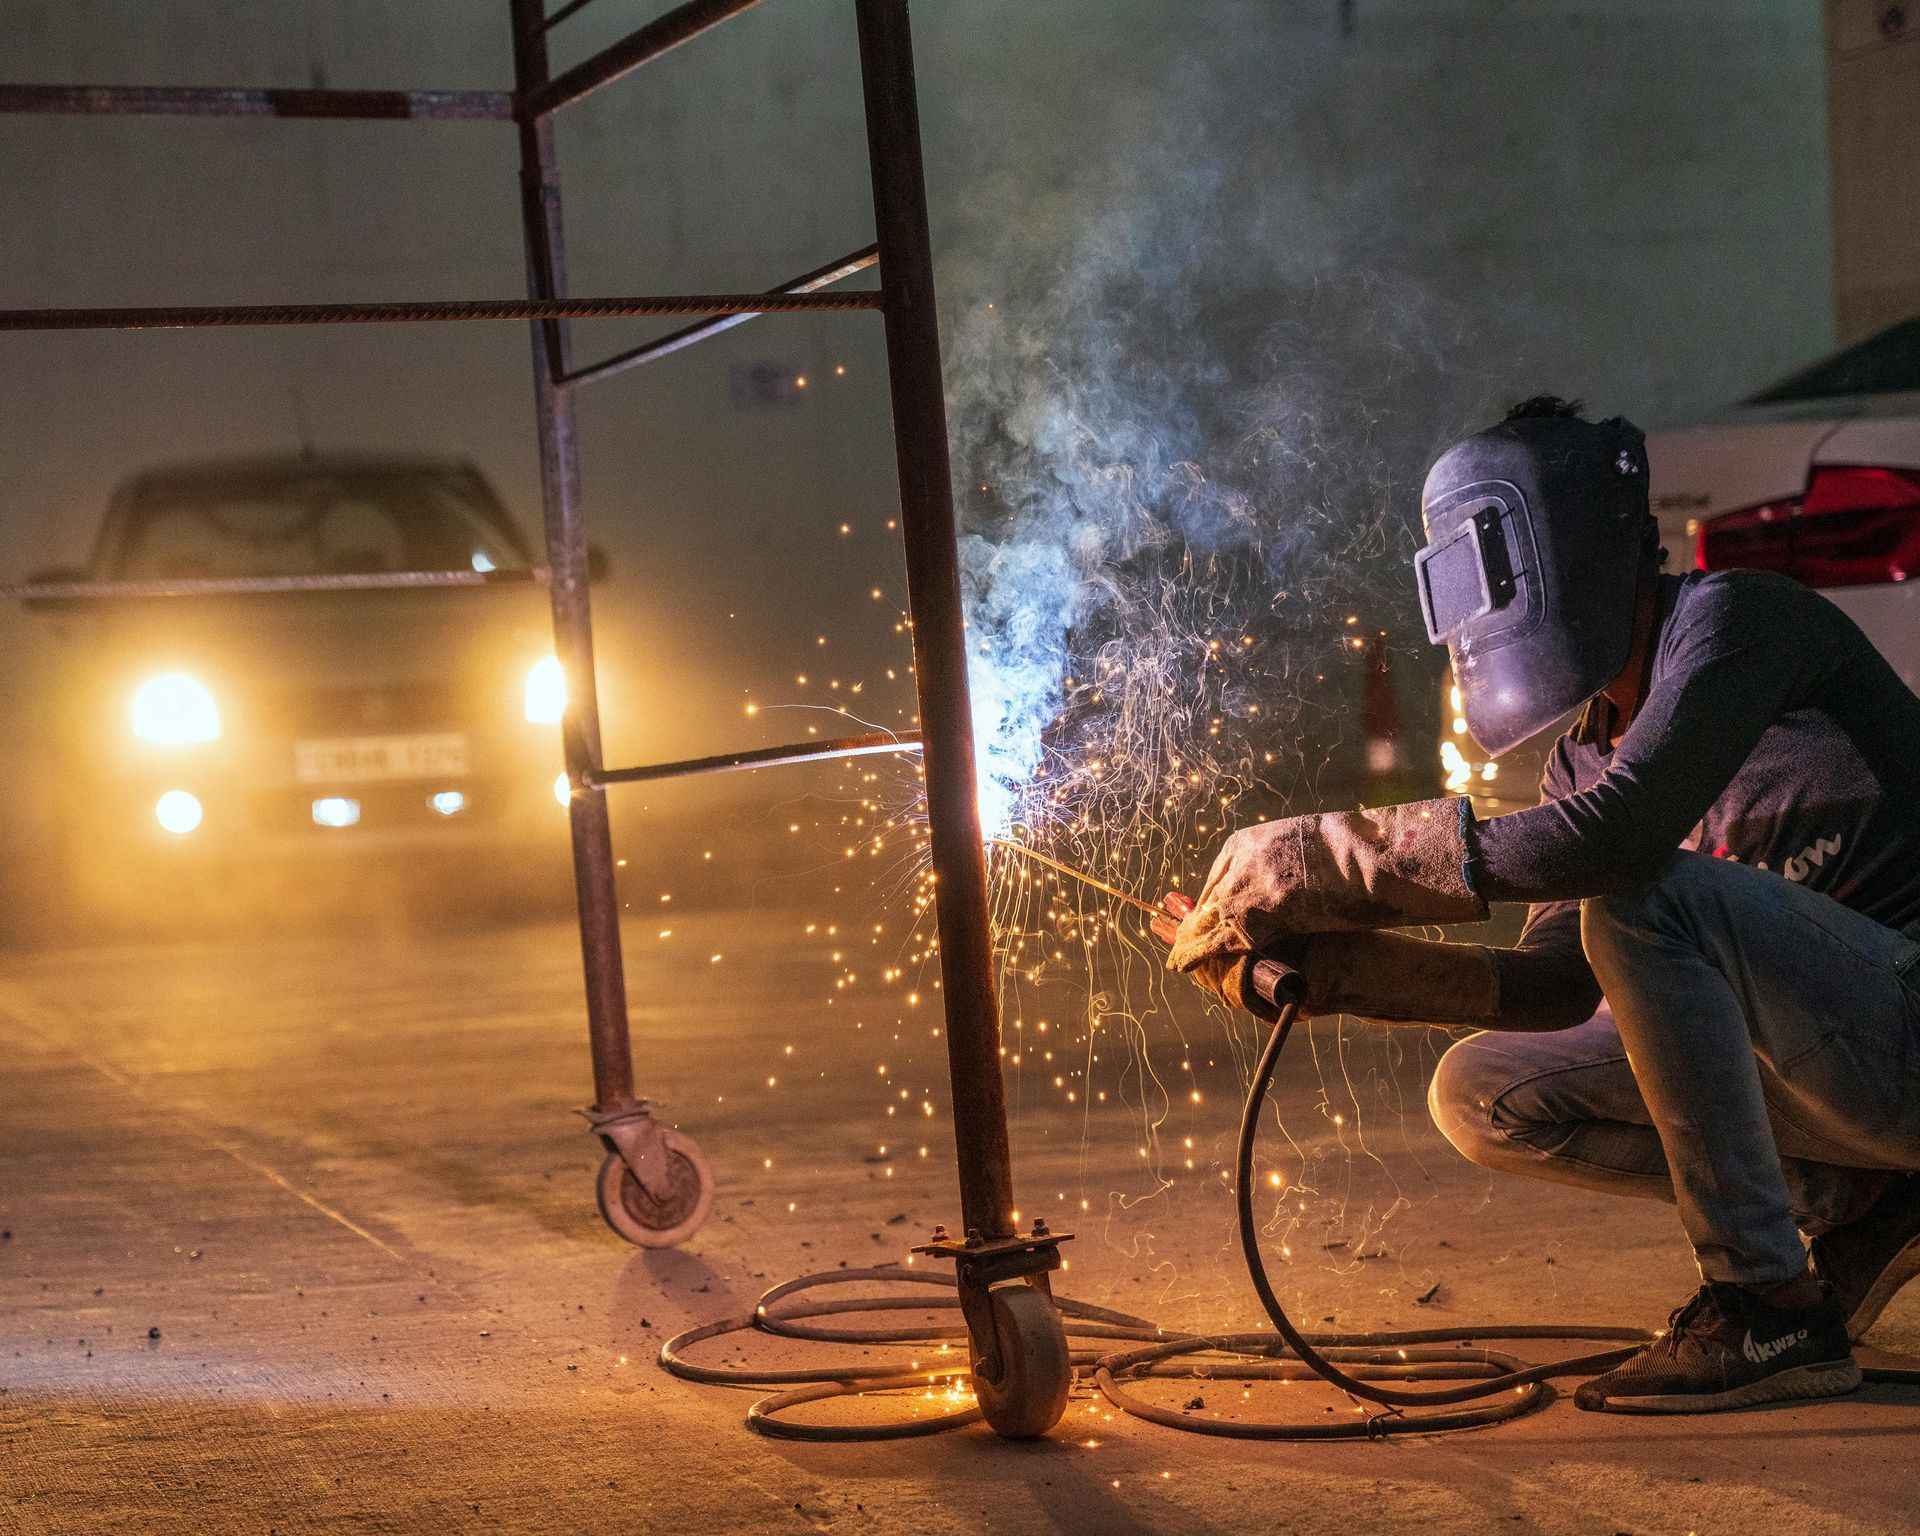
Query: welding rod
986 838 1164 917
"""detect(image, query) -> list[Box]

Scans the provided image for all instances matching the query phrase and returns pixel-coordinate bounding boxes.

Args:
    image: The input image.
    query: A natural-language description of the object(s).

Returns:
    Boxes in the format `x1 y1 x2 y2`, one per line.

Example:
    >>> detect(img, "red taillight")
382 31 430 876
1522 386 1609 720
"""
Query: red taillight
1695 465 1920 586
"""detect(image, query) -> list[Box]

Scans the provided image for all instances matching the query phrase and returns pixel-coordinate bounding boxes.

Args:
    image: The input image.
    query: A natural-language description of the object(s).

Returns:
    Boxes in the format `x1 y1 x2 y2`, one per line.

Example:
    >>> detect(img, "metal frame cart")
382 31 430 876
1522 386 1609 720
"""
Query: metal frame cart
1 0 1072 1437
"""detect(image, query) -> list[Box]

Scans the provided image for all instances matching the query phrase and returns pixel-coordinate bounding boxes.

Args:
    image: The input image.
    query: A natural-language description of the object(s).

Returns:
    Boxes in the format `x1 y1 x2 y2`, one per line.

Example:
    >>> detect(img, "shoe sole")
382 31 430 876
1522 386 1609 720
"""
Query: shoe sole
1585 1358 1862 1415
1846 1232 1920 1341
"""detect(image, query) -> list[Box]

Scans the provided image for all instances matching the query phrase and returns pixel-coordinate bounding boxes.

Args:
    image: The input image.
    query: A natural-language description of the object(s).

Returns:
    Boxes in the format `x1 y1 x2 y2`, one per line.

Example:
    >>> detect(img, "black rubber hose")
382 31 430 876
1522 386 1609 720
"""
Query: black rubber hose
663 986 1920 1439
1233 1000 1644 1407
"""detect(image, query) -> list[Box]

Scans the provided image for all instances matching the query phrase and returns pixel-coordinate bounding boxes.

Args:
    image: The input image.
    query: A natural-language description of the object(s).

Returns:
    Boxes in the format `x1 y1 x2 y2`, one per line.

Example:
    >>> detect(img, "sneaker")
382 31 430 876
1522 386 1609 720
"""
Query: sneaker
1811 1171 1920 1341
1573 1282 1859 1414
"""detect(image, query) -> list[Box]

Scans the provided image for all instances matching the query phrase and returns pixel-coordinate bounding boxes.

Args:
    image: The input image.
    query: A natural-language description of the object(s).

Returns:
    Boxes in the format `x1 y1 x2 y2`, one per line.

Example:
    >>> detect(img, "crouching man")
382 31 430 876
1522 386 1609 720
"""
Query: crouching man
1166 397 1920 1413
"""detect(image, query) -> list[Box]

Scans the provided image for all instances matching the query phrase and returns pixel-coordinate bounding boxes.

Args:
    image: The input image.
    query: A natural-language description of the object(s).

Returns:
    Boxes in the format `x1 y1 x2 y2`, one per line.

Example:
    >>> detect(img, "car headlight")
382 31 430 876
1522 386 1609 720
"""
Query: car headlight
154 789 203 835
524 655 567 724
131 673 221 745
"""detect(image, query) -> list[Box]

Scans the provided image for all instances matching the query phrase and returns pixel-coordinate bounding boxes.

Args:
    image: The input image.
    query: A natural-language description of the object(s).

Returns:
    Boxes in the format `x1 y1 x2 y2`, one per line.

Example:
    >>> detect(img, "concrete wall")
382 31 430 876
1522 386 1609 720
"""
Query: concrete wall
1825 0 1920 340
0 1 1832 777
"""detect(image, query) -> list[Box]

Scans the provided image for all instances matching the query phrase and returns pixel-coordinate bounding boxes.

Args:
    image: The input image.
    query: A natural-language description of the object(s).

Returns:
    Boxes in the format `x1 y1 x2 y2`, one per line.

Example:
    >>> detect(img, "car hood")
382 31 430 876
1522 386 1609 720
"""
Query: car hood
58 584 553 696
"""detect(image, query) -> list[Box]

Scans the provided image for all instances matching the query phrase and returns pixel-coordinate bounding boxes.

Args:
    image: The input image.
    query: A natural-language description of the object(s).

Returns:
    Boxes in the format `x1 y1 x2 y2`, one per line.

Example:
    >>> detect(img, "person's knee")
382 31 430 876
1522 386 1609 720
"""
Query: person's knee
1428 1034 1519 1171
1579 888 1639 975
1580 852 1730 968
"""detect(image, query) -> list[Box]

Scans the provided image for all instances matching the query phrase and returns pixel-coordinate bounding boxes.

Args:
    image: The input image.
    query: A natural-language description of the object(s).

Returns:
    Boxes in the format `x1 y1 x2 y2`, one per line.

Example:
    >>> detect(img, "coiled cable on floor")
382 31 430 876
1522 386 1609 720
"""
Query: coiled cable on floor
1093 998 1649 1437
662 996 1920 1439
662 996 1652 1439
660 1268 1166 1440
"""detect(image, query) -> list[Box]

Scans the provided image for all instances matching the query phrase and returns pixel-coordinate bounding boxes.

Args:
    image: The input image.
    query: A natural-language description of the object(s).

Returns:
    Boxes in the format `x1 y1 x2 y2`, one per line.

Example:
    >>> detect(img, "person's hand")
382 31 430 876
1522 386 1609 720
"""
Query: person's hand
1154 891 1293 1018
1148 889 1191 949
1163 820 1303 974
1152 892 1243 1009
1165 798 1487 974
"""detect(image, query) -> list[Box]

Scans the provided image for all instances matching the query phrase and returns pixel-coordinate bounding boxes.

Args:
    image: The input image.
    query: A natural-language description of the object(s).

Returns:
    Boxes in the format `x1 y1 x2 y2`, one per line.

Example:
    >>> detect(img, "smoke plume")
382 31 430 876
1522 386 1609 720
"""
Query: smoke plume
940 27 1515 880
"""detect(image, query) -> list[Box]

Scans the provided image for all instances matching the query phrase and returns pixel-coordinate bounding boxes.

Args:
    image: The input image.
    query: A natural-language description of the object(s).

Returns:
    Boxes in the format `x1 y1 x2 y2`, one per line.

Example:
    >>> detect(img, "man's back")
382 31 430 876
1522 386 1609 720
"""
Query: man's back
1488 568 1920 912
1498 569 1920 1029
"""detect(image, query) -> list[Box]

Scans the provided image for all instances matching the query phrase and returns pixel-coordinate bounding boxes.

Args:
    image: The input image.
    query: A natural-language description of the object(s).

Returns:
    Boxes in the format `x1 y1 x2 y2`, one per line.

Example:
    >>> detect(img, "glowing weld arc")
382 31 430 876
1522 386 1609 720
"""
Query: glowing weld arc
986 837 1162 917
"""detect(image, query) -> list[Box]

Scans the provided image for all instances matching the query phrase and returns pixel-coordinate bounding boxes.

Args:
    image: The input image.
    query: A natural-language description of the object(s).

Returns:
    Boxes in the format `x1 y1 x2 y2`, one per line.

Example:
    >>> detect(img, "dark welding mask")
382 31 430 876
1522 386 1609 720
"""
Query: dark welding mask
1415 411 1651 757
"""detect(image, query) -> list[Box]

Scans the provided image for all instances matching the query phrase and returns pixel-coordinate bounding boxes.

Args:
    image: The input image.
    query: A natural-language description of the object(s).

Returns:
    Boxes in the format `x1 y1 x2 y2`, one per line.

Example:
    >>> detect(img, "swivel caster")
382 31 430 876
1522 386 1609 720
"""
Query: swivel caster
971 1281 1072 1439
595 1129 714 1248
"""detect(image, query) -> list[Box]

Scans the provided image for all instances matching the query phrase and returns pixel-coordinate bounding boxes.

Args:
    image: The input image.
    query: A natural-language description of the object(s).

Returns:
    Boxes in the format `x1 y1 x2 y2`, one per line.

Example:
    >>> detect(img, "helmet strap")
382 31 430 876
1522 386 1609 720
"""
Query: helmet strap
1594 563 1664 748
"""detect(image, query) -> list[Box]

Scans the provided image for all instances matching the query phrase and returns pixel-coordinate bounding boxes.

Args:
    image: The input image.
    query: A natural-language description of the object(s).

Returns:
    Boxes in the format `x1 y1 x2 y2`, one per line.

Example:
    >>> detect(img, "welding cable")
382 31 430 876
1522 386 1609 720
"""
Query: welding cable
1092 997 1651 1437
662 987 1920 1439
660 1250 1638 1440
660 1267 1169 1441
661 1237 1642 1438
661 999 1655 1440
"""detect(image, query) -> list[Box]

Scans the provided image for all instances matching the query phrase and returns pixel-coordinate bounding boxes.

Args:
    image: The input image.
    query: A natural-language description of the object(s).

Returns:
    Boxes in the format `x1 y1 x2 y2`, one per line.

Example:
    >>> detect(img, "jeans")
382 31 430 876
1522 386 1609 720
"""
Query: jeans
1428 852 1920 1286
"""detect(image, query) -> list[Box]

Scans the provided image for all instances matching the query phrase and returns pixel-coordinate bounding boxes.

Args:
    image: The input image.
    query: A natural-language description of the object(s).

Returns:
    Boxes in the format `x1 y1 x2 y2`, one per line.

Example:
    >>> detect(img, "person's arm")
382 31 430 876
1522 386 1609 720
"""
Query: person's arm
1296 899 1595 1031
1167 575 1884 977
1298 737 1602 1030
1473 573 1853 902
1490 899 1601 1028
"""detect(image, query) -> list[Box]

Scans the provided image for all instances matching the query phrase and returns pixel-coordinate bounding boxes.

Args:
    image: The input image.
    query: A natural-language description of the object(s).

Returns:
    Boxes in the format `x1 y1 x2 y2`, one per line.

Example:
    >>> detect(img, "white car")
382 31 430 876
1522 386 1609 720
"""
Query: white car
1442 314 1920 811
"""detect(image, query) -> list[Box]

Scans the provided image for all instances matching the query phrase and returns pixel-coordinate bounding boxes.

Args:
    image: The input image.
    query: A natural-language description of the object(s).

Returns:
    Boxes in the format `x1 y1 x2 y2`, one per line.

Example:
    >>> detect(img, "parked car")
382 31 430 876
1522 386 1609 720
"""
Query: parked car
16 454 576 920
1440 314 1920 813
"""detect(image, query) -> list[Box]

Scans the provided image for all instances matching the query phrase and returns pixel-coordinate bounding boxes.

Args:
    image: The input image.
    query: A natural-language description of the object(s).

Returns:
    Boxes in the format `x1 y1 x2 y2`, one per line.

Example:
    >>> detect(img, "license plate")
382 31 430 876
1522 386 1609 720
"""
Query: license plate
294 732 469 784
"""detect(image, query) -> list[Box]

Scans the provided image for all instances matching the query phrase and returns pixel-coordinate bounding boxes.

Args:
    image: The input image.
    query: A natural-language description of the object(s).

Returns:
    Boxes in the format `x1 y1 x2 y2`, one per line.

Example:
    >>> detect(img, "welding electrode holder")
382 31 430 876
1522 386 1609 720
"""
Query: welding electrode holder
1242 955 1307 1019
1156 888 1305 1022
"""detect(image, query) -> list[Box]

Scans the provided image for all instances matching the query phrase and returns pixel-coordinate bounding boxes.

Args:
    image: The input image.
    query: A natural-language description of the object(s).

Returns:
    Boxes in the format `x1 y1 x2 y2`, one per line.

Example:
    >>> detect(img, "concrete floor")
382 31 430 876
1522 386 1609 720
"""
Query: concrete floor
6 906 1920 1535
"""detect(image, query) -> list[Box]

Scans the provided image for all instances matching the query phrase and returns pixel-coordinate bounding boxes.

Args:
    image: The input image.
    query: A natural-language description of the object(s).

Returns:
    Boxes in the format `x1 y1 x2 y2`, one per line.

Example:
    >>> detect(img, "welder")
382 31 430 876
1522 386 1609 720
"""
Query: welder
1164 396 1920 1413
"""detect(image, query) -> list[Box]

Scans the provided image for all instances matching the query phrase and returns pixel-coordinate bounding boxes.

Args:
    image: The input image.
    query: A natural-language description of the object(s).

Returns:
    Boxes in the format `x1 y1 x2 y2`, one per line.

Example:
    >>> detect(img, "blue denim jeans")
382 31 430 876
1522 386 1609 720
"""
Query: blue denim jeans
1428 852 1920 1286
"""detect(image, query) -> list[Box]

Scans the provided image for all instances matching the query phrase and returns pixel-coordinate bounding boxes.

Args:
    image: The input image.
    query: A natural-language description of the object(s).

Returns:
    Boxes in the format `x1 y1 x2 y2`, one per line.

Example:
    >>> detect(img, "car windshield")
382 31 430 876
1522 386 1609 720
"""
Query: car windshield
113 471 525 580
1747 315 1920 404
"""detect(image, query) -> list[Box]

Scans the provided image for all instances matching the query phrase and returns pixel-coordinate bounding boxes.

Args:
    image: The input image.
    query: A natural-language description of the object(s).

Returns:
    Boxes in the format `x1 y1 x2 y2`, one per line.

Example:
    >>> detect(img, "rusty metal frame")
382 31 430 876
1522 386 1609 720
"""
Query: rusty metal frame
590 729 920 787
0 290 878 333
0 569 547 600
0 0 1019 1257
0 83 517 120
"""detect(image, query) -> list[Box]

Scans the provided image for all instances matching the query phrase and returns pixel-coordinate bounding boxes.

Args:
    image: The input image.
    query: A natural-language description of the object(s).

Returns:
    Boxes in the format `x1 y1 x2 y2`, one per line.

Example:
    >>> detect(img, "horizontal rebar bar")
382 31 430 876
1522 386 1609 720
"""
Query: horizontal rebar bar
0 290 883 333
564 245 879 387
0 84 515 121
527 0 766 117
592 730 921 786
0 569 547 600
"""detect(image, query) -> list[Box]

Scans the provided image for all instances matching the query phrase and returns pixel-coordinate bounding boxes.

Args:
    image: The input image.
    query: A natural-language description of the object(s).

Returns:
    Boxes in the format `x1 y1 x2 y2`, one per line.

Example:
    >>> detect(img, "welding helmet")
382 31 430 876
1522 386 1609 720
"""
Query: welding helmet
1415 409 1651 757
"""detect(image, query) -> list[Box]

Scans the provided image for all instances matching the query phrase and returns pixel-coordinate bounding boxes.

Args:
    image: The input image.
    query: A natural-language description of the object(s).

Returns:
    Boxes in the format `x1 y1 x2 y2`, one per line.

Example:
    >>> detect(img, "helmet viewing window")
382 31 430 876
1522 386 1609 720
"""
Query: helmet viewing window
1416 503 1517 643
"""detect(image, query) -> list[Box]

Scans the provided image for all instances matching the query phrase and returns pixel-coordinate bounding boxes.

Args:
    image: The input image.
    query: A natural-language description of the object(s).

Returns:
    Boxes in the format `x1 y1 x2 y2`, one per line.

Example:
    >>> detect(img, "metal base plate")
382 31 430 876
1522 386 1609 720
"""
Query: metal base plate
911 1231 1074 1263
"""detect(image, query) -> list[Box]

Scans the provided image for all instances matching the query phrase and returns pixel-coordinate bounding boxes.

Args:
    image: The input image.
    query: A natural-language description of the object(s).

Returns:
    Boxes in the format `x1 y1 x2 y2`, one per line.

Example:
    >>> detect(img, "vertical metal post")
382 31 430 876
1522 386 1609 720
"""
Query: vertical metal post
854 0 1015 1243
511 0 636 1113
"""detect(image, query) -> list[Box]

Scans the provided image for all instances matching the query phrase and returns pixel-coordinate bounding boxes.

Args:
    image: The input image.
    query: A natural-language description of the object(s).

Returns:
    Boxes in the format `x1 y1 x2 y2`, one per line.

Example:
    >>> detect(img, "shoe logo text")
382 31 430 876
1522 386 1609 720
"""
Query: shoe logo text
1742 1327 1809 1364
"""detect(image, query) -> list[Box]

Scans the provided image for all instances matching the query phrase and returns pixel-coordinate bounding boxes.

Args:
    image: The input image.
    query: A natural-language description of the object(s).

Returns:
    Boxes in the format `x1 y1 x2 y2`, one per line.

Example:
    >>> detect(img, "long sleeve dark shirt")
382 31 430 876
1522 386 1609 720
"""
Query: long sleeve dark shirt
1470 568 1920 1030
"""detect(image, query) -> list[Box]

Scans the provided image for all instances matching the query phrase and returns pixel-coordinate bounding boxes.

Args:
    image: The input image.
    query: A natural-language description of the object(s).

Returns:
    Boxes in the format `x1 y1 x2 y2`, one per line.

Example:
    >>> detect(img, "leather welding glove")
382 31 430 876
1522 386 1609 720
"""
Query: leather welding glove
1175 951 1304 1021
1166 797 1485 977
1295 930 1498 1025
1152 891 1301 1020
1159 891 1495 1025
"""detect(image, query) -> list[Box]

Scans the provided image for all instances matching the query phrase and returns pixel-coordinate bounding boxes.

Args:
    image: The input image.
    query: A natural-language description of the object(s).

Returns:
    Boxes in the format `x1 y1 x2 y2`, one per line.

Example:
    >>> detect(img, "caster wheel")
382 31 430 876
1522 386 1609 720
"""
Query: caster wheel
971 1282 1071 1439
595 1131 715 1248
